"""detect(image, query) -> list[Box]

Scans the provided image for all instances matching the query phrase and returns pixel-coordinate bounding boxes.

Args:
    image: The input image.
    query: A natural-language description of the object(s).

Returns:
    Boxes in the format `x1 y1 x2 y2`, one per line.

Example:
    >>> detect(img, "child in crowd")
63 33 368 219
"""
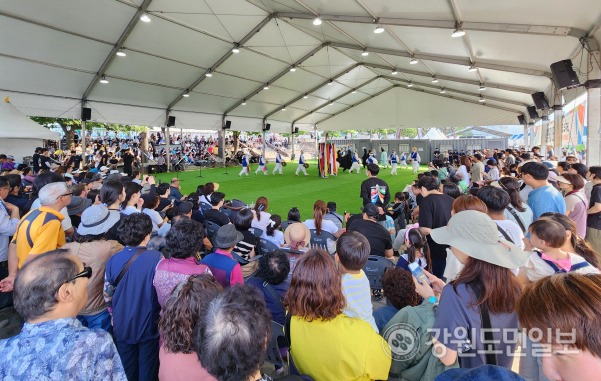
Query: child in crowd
484 159 500 181
520 219 599 284
387 192 407 232
335 231 378 332
261 214 284 247
396 228 431 272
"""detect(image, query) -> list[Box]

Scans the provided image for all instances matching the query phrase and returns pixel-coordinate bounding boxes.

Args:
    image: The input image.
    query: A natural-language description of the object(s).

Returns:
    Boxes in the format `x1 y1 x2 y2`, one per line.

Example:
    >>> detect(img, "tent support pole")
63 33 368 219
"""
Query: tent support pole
81 119 86 168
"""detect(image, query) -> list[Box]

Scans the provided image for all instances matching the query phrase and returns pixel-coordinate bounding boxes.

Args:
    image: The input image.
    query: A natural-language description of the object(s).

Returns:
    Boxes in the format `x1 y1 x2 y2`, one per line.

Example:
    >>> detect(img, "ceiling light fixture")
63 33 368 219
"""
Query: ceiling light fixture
431 76 439 83
407 82 414 88
468 64 477 72
361 50 369 57
374 25 385 34
116 49 126 57
440 88 446 94
313 17 322 26
140 13 151 23
263 84 269 90
242 100 247 105
282 106 286 111
290 65 296 72
391 69 398 75
479 83 486 91
99 75 109 84
205 69 213 77
303 94 308 99
351 89 357 94
232 45 240 54
451 22 465 38
410 56 418 65
328 79 333 85
183 90 190 98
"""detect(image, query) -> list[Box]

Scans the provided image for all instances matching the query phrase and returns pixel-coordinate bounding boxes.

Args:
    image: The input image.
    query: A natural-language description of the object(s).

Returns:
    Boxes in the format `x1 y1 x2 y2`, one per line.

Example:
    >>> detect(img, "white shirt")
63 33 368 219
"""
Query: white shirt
251 211 272 232
143 208 163 232
494 219 525 250
457 165 471 183
261 230 285 247
303 219 339 235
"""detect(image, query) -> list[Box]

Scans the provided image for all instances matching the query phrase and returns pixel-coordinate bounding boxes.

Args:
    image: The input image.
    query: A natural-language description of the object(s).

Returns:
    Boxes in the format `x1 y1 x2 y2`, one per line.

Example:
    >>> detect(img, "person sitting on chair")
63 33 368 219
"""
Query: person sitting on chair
200 224 244 287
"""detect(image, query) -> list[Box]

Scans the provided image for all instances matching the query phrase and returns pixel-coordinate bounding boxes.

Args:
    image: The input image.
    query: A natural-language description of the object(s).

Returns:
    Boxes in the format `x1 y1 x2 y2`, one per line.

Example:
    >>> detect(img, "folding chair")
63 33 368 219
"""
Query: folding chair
363 255 395 301
309 229 337 254
258 238 280 256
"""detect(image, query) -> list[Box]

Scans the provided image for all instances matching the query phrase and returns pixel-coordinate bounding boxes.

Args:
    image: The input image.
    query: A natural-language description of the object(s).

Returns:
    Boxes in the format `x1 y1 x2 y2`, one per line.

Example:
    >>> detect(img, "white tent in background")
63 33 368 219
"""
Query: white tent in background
0 99 60 161
419 128 447 140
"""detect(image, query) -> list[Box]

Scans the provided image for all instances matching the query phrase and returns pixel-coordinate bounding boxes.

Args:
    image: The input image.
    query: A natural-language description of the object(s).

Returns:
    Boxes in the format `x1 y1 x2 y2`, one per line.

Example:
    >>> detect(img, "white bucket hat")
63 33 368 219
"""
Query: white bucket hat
430 210 527 269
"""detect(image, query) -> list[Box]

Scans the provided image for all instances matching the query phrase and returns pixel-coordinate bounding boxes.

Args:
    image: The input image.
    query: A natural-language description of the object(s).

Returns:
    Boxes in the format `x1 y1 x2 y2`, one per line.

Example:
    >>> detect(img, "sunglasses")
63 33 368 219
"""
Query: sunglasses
64 266 92 285
56 192 73 200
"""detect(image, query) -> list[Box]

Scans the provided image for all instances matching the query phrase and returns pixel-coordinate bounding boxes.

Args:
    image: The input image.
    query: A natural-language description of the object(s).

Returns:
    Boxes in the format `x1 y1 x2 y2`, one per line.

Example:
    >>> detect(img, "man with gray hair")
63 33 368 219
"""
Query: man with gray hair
0 182 71 292
0 250 126 380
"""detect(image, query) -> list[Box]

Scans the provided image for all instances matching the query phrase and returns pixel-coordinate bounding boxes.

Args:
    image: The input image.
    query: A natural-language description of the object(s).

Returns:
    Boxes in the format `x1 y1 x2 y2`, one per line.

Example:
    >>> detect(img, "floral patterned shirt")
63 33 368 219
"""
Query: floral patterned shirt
0 318 127 380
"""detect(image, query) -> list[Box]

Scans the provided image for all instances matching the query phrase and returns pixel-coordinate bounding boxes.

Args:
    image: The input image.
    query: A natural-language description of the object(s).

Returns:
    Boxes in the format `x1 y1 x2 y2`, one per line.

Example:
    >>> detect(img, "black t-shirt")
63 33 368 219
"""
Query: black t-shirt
191 209 204 223
39 156 50 170
418 193 454 261
204 209 230 226
157 198 172 212
122 152 135 167
360 177 391 221
588 184 601 230
32 153 40 171
68 155 82 169
347 219 392 257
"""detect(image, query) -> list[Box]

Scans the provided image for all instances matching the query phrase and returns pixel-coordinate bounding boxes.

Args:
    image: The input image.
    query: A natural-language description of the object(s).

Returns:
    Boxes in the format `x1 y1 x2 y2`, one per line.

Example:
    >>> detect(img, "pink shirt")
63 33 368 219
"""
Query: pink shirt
540 253 572 271
214 249 244 286
159 346 216 381
153 256 212 308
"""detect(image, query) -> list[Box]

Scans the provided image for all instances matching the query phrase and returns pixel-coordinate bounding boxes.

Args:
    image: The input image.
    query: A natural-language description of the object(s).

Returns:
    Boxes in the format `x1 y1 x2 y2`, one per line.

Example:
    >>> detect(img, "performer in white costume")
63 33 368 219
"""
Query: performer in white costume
367 151 378 165
295 150 308 176
390 150 398 175
349 150 361 174
410 147 421 174
400 152 408 169
273 150 283 175
255 154 268 175
239 152 250 176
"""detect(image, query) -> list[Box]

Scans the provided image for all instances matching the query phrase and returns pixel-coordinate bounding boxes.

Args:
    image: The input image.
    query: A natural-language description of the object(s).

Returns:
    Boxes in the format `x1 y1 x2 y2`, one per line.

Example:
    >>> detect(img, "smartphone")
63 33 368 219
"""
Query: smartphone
408 262 430 286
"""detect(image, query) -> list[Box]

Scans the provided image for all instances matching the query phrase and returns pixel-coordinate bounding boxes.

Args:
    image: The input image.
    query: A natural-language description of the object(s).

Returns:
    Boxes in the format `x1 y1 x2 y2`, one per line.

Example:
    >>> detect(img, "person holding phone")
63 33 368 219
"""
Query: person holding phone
411 211 526 369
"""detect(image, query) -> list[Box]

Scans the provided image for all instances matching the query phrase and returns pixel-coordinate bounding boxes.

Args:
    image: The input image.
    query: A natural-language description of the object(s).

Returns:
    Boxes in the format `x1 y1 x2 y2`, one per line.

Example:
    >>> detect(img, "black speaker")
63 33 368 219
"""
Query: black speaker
81 107 91 121
527 106 539 120
224 120 231 129
531 92 549 110
517 115 526 125
167 116 176 127
550 59 580 90
264 123 271 131
294 127 299 134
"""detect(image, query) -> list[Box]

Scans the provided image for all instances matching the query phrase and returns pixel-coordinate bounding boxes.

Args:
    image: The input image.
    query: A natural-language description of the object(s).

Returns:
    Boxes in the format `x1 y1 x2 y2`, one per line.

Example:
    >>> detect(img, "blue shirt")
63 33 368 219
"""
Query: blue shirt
0 318 127 380
527 185 566 220
373 305 399 332
246 277 289 325
104 246 162 344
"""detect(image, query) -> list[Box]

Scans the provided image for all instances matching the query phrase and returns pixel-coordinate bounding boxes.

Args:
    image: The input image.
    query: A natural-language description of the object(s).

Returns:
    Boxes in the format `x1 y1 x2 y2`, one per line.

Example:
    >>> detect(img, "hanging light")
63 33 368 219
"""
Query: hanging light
303 94 308 99
329 101 334 105
116 49 126 57
479 83 486 91
263 84 269 90
313 17 322 26
242 100 247 105
374 25 385 34
351 89 357 94
361 50 369 57
328 79 333 85
99 75 109 84
468 64 477 72
290 65 296 72
410 56 418 65
140 13 151 23
282 106 287 111
431 76 439 83
407 81 414 88
451 23 465 38
232 45 240 54
439 88 446 94
205 69 213 77
182 90 190 98
479 95 486 103
391 69 398 75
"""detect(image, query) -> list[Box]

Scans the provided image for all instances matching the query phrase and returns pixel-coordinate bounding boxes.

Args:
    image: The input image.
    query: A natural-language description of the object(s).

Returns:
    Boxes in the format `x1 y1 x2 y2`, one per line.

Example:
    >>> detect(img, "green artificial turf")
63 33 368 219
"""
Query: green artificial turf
154 161 426 220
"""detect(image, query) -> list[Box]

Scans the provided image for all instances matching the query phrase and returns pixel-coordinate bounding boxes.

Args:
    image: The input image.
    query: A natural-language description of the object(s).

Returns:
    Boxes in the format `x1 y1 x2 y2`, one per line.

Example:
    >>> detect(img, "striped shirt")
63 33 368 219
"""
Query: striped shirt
341 271 378 332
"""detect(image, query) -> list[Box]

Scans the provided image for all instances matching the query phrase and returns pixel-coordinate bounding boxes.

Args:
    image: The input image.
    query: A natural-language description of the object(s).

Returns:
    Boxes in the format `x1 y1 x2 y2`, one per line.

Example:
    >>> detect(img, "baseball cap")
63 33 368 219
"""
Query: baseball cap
362 203 379 218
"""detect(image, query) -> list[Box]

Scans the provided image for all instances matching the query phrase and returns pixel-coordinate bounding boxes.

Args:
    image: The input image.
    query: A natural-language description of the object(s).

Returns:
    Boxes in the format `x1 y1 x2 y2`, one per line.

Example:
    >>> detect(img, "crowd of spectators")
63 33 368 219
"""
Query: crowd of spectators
0 143 600 381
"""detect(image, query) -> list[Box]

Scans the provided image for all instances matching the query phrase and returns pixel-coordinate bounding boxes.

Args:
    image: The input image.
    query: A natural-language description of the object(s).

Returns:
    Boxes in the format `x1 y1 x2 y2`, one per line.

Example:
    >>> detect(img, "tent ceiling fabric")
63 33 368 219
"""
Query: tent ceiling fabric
0 0 599 133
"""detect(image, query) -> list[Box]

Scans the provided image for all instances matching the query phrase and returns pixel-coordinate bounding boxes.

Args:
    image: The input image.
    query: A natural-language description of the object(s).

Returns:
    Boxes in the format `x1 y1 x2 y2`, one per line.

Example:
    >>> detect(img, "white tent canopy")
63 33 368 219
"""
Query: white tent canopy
0 100 60 159
0 0 600 133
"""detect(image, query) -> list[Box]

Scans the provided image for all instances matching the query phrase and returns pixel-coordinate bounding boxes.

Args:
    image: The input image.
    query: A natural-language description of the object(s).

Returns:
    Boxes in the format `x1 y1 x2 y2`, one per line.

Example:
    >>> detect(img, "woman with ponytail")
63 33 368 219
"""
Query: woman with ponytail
396 227 431 272
251 196 271 231
303 200 342 238
261 214 285 246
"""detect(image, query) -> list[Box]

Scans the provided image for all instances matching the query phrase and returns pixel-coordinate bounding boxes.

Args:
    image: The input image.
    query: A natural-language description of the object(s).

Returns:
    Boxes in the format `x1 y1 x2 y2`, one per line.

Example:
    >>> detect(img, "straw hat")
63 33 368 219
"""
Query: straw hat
284 223 311 247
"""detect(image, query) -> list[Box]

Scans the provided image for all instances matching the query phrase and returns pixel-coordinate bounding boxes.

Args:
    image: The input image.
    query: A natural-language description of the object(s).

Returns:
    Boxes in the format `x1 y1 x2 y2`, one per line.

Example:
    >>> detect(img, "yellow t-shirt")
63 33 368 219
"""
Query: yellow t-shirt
291 314 391 381
12 206 66 268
